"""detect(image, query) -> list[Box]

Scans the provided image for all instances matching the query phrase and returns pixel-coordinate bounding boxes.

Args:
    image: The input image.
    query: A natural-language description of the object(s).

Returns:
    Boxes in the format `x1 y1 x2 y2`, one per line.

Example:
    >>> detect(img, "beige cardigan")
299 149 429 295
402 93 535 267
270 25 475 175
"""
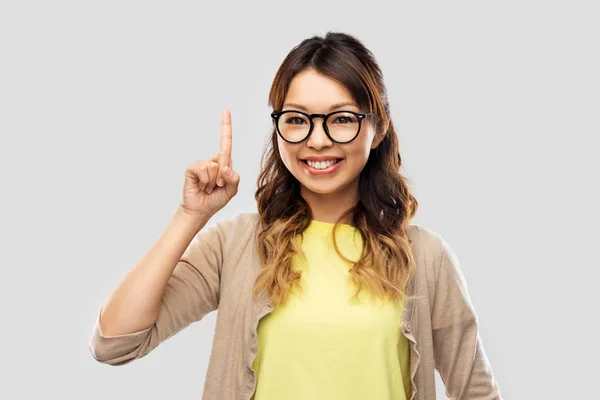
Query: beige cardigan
88 212 503 400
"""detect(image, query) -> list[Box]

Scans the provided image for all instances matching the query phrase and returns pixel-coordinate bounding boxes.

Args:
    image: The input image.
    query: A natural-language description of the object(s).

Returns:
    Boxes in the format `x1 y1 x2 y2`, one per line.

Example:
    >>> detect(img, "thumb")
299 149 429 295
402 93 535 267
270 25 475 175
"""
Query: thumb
221 166 240 186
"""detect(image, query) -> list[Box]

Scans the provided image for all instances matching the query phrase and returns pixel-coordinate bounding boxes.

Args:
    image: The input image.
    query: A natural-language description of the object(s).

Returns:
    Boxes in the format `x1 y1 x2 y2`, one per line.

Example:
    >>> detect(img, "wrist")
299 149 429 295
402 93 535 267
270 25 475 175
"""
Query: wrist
176 205 211 228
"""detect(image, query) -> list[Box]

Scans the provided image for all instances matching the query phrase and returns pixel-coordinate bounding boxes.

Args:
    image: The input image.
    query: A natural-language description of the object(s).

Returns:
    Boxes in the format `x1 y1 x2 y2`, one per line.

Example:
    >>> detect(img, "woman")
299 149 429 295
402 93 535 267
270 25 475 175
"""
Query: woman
88 32 503 400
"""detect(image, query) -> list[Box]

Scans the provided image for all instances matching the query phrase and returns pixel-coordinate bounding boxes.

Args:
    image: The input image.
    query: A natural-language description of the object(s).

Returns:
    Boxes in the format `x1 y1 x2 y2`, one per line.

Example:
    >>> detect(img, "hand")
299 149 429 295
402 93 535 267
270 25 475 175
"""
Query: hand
180 109 240 218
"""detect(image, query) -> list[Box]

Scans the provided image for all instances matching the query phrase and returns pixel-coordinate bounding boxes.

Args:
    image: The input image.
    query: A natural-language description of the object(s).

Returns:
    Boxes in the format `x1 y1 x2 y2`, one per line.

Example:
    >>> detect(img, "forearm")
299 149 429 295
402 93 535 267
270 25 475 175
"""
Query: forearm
98 206 211 337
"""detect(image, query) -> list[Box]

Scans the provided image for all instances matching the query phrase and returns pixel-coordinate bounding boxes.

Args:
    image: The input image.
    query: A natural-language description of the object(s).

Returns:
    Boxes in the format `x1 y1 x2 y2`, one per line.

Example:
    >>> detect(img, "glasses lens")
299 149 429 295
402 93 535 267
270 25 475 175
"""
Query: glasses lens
326 111 360 142
277 112 310 142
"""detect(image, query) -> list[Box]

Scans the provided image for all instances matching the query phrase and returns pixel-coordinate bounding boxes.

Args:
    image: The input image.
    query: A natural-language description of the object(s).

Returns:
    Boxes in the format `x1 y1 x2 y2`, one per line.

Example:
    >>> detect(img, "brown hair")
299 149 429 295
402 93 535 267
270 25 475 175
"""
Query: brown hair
253 32 419 307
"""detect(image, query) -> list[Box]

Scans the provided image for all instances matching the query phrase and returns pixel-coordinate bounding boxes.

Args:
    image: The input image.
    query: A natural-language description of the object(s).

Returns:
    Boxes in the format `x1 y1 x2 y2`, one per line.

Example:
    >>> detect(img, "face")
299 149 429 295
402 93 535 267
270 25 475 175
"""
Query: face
276 68 381 199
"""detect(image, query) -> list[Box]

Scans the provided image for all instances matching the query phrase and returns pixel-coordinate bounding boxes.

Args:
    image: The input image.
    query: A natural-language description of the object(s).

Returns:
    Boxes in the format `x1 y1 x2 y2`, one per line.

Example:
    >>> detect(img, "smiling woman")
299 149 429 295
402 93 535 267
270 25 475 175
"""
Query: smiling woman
88 31 503 400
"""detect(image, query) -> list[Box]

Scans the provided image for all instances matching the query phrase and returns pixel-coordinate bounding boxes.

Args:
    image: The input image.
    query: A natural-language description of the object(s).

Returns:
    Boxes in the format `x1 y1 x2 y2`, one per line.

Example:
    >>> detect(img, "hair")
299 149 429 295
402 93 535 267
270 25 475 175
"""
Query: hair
253 32 419 308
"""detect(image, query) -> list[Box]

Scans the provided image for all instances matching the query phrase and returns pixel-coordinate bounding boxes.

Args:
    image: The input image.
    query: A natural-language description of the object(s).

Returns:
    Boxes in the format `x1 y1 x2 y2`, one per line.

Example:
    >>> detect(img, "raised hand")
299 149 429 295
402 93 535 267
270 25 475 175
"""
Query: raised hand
180 109 240 218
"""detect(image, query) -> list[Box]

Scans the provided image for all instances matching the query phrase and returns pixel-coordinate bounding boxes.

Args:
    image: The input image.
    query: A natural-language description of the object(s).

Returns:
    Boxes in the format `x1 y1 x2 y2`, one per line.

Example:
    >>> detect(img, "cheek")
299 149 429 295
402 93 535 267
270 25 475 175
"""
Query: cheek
277 140 297 170
348 137 373 164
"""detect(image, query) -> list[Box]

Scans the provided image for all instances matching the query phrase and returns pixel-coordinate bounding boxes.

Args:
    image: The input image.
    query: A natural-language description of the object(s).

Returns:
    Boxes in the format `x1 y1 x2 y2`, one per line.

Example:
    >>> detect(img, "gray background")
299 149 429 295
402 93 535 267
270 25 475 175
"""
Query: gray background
1 1 598 399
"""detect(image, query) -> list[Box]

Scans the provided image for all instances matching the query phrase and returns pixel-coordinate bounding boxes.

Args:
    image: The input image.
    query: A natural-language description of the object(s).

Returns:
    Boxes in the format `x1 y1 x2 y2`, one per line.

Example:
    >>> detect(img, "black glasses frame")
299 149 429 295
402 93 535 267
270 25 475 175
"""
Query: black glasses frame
271 110 371 144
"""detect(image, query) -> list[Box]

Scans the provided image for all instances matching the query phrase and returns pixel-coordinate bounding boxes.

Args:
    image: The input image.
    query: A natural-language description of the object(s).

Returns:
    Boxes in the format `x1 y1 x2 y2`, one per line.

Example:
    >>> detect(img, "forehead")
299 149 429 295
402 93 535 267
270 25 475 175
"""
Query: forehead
284 68 357 111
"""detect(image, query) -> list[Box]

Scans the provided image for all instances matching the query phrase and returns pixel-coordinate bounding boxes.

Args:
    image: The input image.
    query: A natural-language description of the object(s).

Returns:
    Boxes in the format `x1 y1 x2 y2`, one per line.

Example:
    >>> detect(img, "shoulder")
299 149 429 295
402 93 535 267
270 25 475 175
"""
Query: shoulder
407 223 446 258
407 223 455 283
191 212 261 265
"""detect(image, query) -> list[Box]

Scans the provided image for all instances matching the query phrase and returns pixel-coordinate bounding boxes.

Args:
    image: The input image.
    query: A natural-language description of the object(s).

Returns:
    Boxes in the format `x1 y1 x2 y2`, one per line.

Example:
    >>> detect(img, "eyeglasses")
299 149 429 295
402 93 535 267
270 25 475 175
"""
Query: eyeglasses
271 110 371 144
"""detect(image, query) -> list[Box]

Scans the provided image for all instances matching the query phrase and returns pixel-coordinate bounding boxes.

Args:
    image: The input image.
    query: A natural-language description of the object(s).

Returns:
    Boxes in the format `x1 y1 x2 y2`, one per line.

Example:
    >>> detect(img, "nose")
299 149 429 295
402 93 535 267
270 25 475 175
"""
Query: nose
306 118 333 150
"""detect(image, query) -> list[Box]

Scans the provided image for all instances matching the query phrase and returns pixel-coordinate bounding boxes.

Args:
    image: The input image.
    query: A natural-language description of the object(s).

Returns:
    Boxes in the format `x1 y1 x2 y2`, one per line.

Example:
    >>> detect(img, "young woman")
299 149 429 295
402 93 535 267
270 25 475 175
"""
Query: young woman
89 32 503 400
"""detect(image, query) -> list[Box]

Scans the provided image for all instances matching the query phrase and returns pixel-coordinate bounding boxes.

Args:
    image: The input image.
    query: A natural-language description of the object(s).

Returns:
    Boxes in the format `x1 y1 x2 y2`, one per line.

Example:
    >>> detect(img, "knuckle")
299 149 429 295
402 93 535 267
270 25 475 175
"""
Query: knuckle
191 160 206 171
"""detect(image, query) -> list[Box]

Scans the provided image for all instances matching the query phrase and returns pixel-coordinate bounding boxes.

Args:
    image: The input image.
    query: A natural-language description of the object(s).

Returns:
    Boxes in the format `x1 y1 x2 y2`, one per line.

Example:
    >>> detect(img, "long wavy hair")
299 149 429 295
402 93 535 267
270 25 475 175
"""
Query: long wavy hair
253 32 419 308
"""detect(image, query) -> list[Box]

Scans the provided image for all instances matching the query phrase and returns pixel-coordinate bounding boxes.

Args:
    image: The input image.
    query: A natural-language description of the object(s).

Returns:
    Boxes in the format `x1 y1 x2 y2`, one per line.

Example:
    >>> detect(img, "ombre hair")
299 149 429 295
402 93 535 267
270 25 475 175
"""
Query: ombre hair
253 32 419 307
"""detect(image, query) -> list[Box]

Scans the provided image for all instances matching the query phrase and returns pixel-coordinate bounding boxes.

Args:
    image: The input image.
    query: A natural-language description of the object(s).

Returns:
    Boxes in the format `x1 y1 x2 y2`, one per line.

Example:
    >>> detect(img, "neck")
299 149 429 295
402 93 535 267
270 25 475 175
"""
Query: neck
300 177 359 225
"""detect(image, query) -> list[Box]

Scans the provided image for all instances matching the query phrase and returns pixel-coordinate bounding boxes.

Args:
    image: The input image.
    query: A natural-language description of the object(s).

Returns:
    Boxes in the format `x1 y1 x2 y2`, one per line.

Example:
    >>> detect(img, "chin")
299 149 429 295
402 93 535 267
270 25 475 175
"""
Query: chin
300 180 344 195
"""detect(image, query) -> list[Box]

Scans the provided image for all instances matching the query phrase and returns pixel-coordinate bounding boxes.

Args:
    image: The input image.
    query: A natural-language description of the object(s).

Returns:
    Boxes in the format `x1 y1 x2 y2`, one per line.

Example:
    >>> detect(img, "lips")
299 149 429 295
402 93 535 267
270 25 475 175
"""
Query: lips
300 158 344 175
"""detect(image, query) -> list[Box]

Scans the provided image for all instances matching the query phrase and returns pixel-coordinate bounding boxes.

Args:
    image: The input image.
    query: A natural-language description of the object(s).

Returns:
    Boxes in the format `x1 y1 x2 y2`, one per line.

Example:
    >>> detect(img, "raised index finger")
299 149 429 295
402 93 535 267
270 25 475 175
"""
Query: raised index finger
219 109 232 168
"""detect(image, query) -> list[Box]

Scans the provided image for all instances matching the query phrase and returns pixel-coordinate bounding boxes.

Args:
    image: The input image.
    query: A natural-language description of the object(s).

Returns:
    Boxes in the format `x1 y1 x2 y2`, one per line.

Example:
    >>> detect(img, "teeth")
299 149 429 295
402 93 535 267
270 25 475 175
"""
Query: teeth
306 159 338 169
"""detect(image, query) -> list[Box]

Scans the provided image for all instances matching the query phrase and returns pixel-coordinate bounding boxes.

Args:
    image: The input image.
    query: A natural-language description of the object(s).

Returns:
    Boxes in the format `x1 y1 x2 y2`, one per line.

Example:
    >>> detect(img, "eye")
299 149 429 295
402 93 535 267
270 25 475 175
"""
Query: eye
332 115 357 124
285 117 307 125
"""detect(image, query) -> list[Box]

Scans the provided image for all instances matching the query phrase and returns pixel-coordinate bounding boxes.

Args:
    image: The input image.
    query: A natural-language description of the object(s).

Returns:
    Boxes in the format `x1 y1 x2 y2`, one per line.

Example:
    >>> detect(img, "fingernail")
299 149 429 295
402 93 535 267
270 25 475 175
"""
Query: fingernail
217 178 224 186
224 167 232 177
206 188 213 194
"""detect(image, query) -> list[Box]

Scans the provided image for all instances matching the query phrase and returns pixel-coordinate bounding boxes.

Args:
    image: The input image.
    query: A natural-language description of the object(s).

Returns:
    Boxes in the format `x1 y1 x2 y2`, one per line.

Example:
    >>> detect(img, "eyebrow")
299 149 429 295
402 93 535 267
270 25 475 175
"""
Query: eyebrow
282 101 359 112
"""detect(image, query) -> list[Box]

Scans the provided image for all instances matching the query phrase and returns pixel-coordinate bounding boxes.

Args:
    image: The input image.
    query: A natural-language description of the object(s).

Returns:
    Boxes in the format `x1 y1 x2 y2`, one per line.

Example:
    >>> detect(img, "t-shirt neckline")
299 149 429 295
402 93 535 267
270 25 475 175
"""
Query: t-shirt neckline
303 219 358 236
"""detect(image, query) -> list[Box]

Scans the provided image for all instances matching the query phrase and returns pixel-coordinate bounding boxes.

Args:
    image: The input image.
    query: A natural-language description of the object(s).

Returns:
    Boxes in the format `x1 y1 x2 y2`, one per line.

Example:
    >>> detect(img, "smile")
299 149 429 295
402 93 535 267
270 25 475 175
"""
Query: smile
300 159 344 175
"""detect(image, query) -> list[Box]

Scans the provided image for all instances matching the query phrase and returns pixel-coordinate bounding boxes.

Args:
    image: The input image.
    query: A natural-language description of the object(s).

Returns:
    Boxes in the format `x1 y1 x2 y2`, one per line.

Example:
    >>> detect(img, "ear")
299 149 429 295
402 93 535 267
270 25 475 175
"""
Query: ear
370 133 384 150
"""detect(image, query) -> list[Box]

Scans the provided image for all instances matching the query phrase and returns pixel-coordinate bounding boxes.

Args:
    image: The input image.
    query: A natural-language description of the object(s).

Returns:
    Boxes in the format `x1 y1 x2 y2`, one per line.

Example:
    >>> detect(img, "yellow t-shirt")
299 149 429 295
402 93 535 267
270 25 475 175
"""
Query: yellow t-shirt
251 219 411 400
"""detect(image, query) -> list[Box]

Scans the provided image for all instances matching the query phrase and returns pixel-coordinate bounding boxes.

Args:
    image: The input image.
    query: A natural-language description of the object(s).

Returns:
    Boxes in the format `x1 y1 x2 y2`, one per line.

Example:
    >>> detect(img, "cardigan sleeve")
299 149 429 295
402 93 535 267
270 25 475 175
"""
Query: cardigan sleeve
431 237 503 399
88 216 231 366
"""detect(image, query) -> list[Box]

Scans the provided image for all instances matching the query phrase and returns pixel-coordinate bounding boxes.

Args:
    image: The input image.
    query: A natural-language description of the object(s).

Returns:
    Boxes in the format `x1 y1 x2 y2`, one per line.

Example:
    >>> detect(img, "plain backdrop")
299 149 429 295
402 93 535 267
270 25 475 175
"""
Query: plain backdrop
1 1 598 399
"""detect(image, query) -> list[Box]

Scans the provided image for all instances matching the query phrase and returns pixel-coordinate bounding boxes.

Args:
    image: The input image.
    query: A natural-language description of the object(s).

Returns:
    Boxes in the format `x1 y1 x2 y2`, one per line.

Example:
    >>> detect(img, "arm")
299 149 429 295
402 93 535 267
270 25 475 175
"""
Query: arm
88 206 226 366
431 237 503 399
